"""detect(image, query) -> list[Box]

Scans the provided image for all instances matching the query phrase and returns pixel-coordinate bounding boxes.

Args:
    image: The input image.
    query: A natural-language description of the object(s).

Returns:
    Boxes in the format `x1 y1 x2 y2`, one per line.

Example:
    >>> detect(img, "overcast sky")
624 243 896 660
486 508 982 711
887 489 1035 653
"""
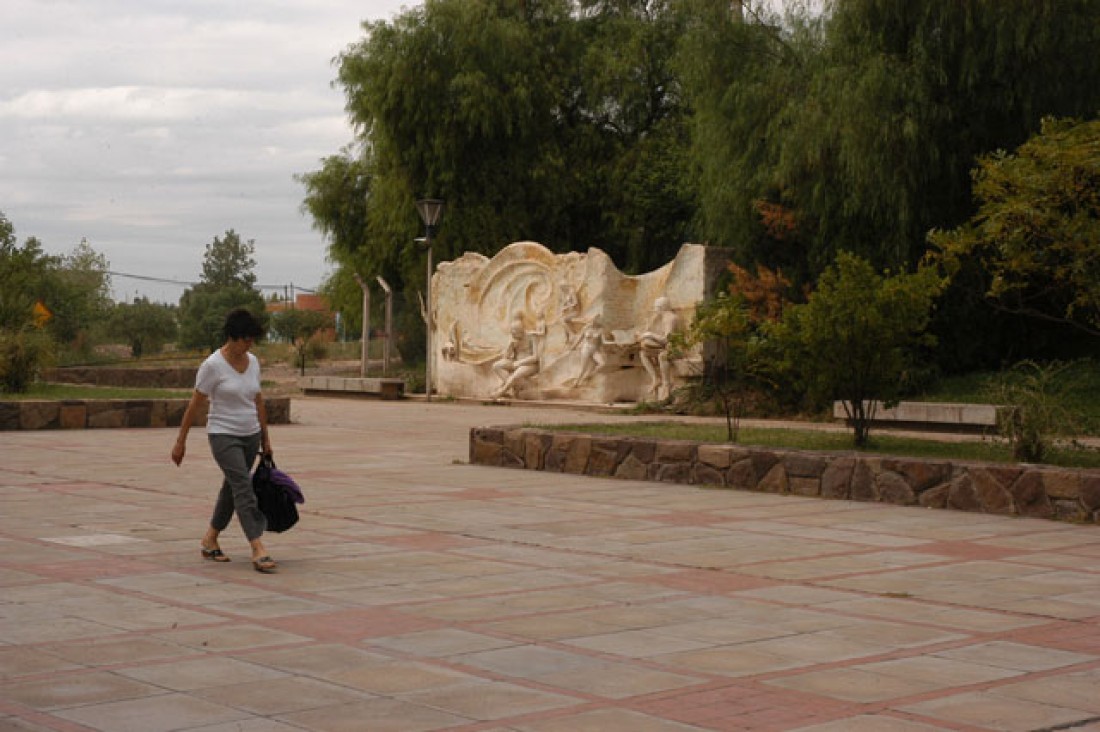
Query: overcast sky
1 0 410 303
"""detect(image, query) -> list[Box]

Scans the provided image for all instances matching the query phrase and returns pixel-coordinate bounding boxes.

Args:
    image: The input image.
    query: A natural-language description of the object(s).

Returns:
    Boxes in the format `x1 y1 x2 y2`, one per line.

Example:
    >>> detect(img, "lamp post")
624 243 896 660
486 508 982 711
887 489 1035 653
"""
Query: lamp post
415 198 444 401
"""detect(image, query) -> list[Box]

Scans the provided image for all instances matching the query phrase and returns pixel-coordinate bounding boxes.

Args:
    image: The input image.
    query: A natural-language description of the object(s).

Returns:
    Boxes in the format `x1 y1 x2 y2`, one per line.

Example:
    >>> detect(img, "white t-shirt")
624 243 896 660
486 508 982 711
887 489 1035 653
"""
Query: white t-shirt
195 349 262 436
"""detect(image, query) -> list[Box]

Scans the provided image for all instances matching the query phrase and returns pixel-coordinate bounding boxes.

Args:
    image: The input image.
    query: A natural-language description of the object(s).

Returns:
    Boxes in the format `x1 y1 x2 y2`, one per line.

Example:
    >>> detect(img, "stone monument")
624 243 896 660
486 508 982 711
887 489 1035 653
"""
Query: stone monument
433 242 729 403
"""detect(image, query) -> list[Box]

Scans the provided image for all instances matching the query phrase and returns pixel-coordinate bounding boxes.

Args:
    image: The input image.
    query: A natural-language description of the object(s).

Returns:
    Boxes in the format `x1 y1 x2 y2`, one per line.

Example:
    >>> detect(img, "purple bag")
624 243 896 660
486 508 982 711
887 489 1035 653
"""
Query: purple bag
252 456 302 533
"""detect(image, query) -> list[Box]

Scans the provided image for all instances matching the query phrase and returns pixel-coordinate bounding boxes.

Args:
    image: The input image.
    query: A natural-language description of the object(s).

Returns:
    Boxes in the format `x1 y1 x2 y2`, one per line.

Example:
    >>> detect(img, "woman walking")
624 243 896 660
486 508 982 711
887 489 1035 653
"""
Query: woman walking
171 308 277 573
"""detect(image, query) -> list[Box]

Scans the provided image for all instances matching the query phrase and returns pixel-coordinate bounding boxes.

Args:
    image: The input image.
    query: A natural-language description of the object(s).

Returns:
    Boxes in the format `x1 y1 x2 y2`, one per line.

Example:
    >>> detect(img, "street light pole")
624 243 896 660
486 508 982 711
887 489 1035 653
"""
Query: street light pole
415 199 445 401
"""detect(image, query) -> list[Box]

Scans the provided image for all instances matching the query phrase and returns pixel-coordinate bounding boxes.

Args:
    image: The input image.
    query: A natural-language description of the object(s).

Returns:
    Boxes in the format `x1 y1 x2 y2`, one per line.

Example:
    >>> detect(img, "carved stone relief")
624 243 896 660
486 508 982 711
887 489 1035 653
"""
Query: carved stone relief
432 241 728 403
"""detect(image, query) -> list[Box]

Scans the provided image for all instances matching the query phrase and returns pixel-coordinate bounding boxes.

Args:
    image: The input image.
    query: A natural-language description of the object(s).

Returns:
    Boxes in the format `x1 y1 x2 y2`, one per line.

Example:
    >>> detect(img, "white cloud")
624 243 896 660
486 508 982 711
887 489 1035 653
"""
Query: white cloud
0 0 409 303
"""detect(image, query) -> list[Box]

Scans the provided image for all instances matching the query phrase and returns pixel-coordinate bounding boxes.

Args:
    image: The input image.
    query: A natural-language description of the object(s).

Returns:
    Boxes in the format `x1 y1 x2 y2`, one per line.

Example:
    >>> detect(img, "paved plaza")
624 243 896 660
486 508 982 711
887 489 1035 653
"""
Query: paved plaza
2 397 1100 732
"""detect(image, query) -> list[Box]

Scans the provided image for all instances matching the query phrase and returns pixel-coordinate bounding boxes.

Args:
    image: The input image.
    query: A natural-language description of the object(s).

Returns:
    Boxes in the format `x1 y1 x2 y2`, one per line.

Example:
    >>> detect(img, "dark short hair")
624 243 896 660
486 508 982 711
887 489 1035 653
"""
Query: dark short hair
223 308 264 341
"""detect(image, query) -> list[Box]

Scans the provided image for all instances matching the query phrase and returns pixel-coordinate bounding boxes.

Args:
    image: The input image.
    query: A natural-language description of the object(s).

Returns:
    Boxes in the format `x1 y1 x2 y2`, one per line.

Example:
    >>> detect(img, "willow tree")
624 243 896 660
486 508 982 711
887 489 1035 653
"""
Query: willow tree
303 0 695 307
679 0 1100 284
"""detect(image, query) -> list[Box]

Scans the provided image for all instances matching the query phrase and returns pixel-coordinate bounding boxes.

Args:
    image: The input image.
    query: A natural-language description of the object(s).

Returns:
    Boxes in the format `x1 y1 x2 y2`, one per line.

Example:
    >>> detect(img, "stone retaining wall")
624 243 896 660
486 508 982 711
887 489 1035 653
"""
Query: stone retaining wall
0 397 291 431
43 367 198 389
470 426 1100 524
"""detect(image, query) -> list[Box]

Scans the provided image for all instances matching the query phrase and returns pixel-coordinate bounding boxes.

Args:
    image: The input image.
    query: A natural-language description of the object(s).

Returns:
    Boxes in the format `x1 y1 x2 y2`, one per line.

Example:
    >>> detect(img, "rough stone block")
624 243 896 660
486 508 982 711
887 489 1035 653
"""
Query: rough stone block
883 459 952 493
471 438 503 466
697 444 733 469
657 462 693 484
503 430 526 461
875 470 916 505
59 404 87 429
947 475 983 513
564 436 593 474
21 401 60 430
587 445 620 477
1010 472 1054 519
783 454 826 478
820 458 854 500
656 441 695 463
0 402 19 430
758 463 788 494
1080 476 1100 512
727 458 757 490
969 468 1014 515
629 440 657 463
615 454 649 481
920 483 950 509
850 461 876 502
749 452 780 482
789 476 820 496
693 463 726 487
524 432 549 470
1041 471 1082 500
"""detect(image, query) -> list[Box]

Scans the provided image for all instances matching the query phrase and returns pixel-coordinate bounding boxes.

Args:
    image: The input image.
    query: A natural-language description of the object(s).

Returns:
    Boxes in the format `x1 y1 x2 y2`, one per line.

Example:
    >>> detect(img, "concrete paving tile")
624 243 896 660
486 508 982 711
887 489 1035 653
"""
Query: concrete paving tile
369 628 519 657
791 714 954 731
934 641 1096 672
0 670 163 710
277 697 470 732
325 660 482 694
52 692 249 732
739 630 893 664
767 667 944 703
114 656 288 691
899 691 1096 731
0 647 83 680
454 645 606 680
534 661 705 699
656 646 806 677
563 629 713 658
195 674 373 715
399 680 580 720
512 707 709 731
235 644 392 678
859 655 1022 686
987 668 1100 714
39 636 201 667
152 623 314 651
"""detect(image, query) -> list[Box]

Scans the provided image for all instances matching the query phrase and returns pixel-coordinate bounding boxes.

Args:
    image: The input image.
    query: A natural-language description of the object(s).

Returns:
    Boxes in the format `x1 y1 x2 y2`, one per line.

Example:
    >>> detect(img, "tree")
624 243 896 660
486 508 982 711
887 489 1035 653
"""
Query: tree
305 0 695 329
178 230 265 351
49 238 113 349
270 309 333 375
770 252 944 447
679 0 1100 284
106 298 178 358
930 116 1100 339
678 263 790 441
200 229 257 288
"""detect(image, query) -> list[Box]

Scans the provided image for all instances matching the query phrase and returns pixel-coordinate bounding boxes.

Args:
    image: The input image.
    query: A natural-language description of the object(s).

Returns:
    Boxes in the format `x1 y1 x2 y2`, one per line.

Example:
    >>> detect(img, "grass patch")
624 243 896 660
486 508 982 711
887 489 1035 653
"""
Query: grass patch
542 421 1100 469
2 383 191 401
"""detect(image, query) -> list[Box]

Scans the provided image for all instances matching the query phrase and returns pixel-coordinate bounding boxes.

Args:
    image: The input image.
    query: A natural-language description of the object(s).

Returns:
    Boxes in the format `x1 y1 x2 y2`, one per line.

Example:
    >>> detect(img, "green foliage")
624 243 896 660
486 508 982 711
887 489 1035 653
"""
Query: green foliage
106 298 178 358
931 116 1100 338
987 360 1082 463
0 328 54 394
771 252 945 446
200 230 257 288
679 0 1100 284
178 286 266 352
270 309 333 375
177 230 265 351
307 0 695 309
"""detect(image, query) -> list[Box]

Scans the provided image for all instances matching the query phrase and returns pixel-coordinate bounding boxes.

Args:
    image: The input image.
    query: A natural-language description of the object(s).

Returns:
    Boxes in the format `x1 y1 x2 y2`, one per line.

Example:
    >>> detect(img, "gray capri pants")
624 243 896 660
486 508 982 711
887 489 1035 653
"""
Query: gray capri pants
208 432 266 541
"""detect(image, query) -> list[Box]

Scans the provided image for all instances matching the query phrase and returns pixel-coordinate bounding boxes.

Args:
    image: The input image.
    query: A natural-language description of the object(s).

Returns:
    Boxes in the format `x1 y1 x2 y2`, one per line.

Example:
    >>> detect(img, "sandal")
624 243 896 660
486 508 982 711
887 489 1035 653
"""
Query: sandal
201 546 230 562
252 556 278 573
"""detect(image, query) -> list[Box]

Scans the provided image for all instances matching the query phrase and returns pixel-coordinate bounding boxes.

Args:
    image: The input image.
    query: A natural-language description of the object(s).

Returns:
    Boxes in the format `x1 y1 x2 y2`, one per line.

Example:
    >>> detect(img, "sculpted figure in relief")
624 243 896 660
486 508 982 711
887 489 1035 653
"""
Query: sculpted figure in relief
571 314 614 387
638 296 682 401
492 315 545 399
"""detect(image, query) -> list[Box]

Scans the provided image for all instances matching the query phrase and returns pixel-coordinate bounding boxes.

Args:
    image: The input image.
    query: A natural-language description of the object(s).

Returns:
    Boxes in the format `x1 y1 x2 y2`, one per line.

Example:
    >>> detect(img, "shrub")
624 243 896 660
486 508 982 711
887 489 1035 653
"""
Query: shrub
0 328 55 393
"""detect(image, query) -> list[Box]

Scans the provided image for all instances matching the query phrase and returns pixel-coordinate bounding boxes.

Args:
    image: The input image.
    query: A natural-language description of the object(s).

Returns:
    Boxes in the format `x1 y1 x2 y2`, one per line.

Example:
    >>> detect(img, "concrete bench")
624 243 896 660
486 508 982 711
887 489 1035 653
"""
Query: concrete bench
300 376 405 400
833 401 999 432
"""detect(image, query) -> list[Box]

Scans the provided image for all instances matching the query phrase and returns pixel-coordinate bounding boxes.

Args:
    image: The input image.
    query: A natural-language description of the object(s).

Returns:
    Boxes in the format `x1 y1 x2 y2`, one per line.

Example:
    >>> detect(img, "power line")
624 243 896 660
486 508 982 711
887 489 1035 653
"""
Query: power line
106 270 316 293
